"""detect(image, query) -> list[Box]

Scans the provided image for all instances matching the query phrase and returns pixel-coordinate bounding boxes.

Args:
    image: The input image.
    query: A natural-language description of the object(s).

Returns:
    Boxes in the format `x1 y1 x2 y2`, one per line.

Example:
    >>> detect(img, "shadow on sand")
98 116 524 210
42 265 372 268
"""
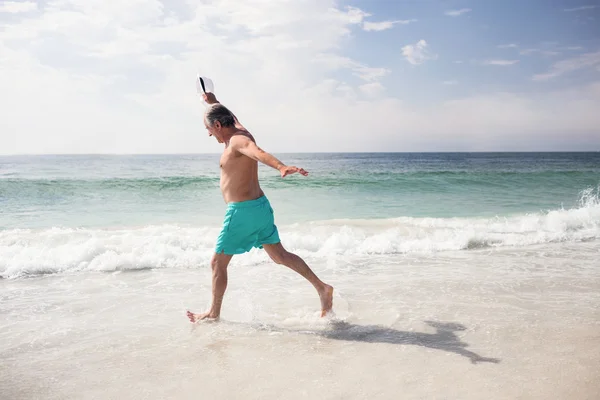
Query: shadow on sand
196 317 500 365
303 320 500 365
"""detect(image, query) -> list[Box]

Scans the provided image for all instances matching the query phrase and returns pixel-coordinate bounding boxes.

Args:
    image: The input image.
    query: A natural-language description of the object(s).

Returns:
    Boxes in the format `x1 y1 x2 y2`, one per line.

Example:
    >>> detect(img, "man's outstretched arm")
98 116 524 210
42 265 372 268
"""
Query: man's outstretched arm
231 135 308 177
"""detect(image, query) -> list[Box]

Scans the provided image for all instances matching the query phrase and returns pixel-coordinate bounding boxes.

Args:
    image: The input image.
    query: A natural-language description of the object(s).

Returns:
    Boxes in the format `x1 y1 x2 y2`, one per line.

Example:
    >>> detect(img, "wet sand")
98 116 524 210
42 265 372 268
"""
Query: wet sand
1 242 599 399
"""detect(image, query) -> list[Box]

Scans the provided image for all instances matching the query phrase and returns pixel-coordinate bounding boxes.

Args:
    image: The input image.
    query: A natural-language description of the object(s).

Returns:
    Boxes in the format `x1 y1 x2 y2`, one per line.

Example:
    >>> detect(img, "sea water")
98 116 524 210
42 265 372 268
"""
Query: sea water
1 153 599 399
1 152 599 278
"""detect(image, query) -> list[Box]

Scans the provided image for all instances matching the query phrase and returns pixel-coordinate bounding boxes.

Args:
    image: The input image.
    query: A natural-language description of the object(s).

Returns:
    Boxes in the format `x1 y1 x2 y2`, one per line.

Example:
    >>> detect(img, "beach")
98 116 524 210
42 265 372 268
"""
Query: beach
1 242 599 399
1 153 599 399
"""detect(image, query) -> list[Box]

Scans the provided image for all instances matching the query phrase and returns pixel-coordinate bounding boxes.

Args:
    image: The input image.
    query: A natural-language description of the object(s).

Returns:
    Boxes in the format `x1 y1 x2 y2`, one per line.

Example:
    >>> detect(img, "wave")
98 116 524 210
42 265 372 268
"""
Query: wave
0 176 220 193
1 170 597 193
1 187 598 279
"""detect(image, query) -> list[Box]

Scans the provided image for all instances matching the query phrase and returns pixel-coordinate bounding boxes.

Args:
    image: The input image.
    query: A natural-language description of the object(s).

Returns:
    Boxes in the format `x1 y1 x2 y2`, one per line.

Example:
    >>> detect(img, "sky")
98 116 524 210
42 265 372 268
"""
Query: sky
1 0 599 154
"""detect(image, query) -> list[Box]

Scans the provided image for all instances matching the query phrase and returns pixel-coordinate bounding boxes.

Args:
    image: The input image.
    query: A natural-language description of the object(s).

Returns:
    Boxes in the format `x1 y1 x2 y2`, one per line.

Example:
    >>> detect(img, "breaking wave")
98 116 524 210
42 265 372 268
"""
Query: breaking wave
2 187 598 279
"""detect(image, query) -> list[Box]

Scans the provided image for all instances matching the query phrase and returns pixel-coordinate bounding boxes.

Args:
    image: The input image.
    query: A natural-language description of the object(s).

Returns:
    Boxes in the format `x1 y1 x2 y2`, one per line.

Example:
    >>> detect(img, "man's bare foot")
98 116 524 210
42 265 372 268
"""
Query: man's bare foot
186 310 219 323
319 284 334 317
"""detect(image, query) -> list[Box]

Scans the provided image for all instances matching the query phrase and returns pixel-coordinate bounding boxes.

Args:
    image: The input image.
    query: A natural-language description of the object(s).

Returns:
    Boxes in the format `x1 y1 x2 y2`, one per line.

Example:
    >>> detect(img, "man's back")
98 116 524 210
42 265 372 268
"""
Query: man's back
219 132 263 203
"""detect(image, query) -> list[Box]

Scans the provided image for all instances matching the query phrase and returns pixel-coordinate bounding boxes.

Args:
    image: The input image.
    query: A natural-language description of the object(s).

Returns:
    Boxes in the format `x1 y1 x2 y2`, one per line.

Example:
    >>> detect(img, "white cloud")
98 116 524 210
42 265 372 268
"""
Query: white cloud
312 54 390 82
0 0 398 153
483 59 520 66
445 8 472 17
564 5 597 12
0 1 37 13
312 54 354 70
0 0 599 154
352 66 390 82
345 6 371 24
443 80 458 85
359 82 385 97
432 83 600 150
499 43 582 56
533 51 600 81
363 19 417 31
520 49 561 56
402 40 437 65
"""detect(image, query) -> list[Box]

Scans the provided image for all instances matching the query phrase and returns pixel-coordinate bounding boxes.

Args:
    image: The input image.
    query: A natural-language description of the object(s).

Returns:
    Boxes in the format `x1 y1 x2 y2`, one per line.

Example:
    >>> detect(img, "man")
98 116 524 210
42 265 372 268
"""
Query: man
186 92 333 322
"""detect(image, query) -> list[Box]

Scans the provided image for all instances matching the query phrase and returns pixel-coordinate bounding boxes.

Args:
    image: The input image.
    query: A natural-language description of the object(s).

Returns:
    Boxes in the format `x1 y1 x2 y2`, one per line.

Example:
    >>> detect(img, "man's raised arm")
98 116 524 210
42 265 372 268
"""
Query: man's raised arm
231 135 309 178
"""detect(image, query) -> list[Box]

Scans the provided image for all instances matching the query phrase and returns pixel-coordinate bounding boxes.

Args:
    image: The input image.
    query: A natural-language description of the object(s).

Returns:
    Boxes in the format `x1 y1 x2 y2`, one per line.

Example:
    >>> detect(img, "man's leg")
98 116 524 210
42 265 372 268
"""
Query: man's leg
262 242 333 317
187 252 233 322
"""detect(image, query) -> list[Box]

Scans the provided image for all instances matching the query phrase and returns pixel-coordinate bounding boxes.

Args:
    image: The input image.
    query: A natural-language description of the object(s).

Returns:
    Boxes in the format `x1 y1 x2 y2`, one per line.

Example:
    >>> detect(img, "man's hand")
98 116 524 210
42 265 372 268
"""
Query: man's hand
203 92 219 105
279 165 308 178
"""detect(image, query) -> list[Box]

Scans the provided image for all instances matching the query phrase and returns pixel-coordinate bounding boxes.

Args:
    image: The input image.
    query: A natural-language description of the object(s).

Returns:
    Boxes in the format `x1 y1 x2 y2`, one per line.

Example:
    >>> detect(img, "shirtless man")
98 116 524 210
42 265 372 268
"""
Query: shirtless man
186 92 333 322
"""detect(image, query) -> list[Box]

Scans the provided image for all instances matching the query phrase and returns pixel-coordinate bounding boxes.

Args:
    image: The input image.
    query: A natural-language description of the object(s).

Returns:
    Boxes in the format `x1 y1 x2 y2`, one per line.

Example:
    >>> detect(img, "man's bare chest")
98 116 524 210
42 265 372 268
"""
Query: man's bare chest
220 148 244 172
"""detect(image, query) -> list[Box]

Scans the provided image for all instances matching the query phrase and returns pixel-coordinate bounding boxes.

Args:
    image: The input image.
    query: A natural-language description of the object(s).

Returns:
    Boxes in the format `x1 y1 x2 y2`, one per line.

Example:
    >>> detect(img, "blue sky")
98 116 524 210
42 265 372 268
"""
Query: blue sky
347 0 600 101
1 0 599 154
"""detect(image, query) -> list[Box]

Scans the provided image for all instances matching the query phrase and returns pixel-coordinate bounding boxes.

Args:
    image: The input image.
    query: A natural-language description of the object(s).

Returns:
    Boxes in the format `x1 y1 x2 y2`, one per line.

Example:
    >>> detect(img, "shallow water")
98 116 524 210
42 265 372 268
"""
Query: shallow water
1 242 599 399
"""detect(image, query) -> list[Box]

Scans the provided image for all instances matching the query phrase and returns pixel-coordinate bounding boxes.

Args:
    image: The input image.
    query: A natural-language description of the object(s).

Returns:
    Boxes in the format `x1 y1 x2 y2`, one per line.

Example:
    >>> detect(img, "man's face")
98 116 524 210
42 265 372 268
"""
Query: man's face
204 118 223 143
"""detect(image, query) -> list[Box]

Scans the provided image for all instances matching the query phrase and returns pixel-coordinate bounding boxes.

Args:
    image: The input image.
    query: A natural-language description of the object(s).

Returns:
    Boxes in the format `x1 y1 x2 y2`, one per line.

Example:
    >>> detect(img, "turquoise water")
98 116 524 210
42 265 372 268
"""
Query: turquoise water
3 153 599 400
1 153 599 278
1 153 599 228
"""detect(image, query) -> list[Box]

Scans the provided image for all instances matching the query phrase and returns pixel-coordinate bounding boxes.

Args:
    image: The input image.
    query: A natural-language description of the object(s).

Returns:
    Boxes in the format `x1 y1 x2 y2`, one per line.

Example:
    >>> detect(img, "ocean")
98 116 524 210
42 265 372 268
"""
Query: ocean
1 152 599 277
1 152 599 399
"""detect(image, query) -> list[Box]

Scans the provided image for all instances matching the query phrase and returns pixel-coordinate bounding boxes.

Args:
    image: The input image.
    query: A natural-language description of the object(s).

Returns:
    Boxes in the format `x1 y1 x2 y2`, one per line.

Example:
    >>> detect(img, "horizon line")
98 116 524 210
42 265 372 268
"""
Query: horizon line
1 150 600 157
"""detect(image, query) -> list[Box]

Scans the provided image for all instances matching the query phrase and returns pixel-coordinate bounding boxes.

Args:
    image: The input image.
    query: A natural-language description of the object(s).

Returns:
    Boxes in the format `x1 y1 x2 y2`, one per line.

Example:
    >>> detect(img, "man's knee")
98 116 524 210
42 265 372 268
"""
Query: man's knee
211 254 230 270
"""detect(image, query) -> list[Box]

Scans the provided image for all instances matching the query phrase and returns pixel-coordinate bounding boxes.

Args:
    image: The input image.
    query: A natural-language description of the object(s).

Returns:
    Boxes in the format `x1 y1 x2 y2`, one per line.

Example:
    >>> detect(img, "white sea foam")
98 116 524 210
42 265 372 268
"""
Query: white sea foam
1 189 599 279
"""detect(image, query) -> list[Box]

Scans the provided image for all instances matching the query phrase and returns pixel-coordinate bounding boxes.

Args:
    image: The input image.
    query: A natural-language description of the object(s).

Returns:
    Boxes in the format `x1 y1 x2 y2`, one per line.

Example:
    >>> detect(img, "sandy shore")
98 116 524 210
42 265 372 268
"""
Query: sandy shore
1 242 599 399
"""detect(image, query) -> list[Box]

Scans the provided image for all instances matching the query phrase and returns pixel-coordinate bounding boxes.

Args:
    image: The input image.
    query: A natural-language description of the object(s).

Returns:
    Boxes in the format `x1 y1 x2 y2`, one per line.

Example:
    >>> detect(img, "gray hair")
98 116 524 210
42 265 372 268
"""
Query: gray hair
205 104 235 128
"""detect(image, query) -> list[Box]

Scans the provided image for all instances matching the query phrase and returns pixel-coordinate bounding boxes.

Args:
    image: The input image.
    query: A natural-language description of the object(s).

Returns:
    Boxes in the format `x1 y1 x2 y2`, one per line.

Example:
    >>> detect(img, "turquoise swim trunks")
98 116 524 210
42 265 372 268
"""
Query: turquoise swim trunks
215 195 281 255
